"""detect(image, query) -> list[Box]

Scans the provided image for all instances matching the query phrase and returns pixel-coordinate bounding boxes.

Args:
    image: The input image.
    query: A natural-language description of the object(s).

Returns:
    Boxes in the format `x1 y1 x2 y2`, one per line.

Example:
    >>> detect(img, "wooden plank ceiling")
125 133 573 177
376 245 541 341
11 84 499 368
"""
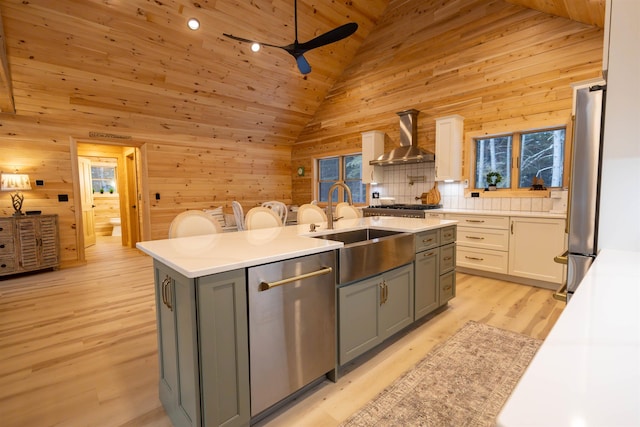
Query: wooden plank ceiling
0 0 604 144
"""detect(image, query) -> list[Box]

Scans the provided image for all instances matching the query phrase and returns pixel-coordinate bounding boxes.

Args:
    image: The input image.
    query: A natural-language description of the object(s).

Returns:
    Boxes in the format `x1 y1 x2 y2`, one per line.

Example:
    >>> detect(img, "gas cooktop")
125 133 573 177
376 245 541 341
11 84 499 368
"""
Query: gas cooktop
368 204 442 210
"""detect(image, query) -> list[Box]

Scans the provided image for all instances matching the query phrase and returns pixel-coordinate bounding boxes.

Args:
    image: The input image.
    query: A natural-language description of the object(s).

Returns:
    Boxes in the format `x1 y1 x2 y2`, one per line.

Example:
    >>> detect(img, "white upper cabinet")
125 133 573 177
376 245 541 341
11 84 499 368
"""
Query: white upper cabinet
435 115 464 181
361 131 384 184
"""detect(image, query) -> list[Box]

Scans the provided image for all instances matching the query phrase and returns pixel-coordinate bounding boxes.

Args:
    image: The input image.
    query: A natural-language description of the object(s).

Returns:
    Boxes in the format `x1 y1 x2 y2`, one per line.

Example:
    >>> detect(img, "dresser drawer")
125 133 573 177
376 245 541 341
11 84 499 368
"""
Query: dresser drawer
0 257 16 275
415 229 439 252
0 239 14 257
457 226 509 251
445 214 509 230
456 246 508 274
440 243 456 273
0 219 13 238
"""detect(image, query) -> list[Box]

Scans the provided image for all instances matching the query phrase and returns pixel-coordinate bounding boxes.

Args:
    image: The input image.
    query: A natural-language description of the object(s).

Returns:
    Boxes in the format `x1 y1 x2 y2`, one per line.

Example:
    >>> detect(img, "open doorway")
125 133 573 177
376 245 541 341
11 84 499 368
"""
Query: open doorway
71 139 148 263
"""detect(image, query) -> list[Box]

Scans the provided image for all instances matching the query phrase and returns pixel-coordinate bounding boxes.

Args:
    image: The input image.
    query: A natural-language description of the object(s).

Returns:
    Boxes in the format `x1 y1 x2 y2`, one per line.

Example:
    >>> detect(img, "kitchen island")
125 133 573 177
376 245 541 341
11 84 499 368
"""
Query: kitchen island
136 216 457 427
496 249 640 426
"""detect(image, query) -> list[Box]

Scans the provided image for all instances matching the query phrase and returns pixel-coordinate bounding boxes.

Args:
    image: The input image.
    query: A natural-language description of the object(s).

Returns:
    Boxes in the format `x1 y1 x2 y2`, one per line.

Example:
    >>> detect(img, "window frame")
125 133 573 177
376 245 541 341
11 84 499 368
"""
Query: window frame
467 123 571 196
90 160 119 196
315 153 366 206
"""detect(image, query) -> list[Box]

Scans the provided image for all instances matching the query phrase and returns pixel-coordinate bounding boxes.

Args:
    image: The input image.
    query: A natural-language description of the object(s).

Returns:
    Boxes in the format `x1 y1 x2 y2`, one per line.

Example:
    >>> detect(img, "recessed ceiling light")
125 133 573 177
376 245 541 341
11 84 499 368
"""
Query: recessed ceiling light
187 18 200 30
251 43 261 52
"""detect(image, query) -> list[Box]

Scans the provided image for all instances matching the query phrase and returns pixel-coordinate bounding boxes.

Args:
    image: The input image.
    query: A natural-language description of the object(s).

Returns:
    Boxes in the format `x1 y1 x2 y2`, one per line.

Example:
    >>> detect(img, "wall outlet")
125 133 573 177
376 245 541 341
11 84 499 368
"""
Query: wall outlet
471 192 480 198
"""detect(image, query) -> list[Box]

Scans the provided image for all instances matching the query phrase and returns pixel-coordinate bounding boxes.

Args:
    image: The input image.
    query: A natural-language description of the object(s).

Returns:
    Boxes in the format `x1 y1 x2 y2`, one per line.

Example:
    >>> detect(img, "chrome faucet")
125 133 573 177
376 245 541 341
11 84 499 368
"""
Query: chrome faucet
326 181 353 230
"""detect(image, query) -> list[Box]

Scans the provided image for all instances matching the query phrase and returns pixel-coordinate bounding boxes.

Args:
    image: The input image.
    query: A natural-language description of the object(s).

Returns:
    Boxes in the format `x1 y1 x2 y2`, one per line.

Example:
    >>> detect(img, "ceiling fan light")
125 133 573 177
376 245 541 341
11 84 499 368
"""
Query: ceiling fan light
187 18 200 30
251 43 261 52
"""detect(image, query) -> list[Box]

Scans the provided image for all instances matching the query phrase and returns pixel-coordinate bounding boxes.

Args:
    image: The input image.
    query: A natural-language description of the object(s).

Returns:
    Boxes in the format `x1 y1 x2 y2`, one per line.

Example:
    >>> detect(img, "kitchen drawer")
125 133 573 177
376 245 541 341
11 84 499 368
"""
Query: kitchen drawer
439 270 455 305
0 257 16 275
440 226 456 245
445 214 509 230
0 239 14 257
456 246 508 274
425 212 444 219
415 229 439 252
0 219 12 237
457 226 509 251
440 243 456 273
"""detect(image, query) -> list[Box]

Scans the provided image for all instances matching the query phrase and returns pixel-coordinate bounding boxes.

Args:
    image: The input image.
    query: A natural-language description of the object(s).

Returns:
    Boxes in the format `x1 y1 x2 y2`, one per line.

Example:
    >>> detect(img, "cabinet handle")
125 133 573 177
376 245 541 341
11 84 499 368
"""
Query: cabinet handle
161 275 173 311
383 281 388 304
466 219 485 223
443 256 452 261
422 238 434 243
465 255 484 261
465 235 484 240
423 251 435 257
511 222 514 234
379 282 385 306
443 285 452 291
259 267 333 291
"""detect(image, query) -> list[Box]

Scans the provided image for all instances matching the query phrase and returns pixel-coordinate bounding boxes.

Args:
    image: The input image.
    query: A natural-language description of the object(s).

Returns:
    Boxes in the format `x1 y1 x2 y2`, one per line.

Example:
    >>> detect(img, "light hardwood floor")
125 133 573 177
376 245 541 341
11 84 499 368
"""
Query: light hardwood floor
0 236 565 427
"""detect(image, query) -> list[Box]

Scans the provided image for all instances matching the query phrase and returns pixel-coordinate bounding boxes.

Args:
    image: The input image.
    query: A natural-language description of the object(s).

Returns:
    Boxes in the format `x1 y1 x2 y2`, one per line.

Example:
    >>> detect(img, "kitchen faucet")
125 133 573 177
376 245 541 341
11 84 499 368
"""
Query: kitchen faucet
326 181 353 230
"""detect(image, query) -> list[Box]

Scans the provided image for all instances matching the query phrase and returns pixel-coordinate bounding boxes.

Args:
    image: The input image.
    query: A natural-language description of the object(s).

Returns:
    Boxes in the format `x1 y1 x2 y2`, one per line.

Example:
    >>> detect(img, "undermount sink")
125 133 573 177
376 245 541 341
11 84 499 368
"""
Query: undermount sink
312 228 415 284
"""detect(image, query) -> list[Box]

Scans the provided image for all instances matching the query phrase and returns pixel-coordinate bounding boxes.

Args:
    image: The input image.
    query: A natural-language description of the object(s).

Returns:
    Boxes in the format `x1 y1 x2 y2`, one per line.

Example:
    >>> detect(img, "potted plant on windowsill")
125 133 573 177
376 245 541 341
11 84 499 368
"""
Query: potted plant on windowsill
486 171 502 191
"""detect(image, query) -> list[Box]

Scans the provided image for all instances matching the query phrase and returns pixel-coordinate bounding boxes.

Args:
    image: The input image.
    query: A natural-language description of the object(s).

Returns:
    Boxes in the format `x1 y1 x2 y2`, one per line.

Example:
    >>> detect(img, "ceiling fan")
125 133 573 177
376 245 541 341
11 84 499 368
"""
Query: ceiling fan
222 0 358 75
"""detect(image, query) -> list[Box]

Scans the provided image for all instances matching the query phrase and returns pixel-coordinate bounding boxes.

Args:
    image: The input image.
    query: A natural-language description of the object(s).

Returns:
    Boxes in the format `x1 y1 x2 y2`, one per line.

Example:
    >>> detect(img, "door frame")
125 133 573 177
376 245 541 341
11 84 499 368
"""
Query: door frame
70 136 150 262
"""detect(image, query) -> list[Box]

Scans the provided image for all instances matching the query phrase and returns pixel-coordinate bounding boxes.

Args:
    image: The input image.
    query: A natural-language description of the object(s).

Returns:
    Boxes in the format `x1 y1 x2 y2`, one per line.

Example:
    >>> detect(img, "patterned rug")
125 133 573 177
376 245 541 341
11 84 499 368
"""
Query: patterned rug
340 321 541 427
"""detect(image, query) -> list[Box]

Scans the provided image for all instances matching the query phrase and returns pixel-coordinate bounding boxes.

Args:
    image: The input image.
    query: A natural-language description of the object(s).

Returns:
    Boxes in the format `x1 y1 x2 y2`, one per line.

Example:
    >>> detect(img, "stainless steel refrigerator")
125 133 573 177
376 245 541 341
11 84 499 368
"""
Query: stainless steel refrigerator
556 85 606 301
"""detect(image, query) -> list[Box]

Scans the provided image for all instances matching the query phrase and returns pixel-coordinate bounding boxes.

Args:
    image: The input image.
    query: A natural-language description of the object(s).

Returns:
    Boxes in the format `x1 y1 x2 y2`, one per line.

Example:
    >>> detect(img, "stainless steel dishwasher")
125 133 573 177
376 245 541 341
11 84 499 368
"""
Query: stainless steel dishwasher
247 251 336 417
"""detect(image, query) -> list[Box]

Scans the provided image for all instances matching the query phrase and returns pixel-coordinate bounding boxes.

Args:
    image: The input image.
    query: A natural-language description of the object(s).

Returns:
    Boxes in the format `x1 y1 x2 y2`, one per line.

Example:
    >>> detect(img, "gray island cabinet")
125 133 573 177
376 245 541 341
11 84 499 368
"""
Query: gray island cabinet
137 217 456 427
155 261 250 427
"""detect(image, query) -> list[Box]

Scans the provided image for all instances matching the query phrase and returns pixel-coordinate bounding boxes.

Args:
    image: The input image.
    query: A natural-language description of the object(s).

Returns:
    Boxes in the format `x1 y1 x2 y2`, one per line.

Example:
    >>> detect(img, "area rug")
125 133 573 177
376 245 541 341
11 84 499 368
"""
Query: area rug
340 321 541 427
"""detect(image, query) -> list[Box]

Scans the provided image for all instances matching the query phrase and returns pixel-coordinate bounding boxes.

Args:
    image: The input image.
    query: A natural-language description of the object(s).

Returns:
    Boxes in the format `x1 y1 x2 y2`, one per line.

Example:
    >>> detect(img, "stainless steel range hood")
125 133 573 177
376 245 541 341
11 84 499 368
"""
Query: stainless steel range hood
369 109 435 166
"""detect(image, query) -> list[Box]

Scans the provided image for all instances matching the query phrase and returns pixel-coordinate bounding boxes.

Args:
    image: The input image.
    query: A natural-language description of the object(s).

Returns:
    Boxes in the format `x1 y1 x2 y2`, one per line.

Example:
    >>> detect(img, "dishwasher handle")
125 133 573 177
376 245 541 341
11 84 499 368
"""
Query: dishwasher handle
259 267 333 291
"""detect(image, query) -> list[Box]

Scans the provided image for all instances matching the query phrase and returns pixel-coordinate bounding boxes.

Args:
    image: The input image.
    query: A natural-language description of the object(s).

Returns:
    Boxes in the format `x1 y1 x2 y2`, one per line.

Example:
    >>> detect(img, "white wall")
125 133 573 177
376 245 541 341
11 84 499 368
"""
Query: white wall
598 0 640 252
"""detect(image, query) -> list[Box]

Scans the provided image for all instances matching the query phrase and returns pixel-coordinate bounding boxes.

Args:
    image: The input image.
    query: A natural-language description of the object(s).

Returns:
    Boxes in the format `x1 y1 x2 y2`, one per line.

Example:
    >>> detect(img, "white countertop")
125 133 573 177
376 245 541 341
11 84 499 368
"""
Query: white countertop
497 249 640 426
136 217 456 278
431 208 566 219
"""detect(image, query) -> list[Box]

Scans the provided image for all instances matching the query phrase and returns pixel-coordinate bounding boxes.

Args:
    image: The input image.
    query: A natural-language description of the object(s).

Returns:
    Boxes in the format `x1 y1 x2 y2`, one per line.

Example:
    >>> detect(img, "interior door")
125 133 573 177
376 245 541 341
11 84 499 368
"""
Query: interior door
126 151 140 247
79 157 96 247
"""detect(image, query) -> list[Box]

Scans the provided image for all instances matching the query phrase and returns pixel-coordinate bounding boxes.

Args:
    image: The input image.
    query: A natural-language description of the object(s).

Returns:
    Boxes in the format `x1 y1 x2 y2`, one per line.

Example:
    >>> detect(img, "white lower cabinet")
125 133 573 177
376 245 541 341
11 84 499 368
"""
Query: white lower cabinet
445 212 566 286
508 217 566 284
338 263 414 365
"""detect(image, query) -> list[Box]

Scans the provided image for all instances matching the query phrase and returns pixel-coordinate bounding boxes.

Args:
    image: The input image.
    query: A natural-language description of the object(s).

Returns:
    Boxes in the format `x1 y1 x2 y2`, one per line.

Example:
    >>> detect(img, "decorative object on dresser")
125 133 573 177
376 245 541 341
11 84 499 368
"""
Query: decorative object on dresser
340 321 541 427
0 214 60 277
1 173 32 216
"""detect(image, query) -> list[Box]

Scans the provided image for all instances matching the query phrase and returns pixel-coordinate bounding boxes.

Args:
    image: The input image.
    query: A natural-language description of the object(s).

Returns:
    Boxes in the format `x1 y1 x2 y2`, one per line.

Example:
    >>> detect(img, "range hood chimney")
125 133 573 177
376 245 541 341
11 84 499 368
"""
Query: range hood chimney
369 109 435 166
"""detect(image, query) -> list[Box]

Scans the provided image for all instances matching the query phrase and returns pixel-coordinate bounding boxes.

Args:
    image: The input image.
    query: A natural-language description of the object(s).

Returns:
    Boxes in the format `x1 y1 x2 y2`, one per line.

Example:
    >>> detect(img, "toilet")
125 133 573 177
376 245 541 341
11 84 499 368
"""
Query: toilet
109 217 122 236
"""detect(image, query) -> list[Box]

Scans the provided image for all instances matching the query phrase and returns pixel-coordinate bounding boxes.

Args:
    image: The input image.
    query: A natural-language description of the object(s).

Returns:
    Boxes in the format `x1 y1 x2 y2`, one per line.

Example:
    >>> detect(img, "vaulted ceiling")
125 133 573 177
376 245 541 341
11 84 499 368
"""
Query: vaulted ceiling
0 0 604 147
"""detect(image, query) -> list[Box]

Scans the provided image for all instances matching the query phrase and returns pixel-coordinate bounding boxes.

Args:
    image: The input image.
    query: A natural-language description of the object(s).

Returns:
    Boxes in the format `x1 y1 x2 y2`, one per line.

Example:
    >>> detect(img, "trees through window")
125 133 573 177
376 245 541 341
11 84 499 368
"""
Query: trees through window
317 154 365 203
474 127 565 190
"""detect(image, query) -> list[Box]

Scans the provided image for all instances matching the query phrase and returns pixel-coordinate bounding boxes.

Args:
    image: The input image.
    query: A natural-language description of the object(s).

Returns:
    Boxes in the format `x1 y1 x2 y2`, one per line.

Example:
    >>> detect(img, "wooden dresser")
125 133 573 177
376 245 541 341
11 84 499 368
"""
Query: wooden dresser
0 215 60 277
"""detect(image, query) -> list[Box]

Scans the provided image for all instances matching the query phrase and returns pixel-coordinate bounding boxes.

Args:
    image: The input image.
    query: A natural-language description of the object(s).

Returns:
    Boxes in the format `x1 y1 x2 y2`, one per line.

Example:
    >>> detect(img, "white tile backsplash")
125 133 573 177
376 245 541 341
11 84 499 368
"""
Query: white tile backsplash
372 168 556 213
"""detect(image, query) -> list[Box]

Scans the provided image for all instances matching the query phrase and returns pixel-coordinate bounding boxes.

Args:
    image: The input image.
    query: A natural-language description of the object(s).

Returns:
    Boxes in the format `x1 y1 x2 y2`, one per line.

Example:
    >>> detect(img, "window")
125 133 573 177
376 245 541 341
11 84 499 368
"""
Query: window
317 154 365 203
91 161 118 194
474 127 565 190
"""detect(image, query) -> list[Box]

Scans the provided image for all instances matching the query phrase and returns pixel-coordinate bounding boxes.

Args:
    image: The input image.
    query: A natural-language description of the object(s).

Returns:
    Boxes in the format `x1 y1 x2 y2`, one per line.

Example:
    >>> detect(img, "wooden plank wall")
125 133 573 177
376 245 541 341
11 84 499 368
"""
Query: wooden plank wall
291 0 604 205
0 0 603 268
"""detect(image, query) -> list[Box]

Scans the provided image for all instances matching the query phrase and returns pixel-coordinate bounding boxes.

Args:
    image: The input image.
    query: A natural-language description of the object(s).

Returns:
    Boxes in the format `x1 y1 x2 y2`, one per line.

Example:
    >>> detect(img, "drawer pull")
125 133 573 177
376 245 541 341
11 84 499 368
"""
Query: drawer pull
465 236 484 240
422 238 434 243
443 256 452 261
465 255 484 261
466 219 485 223
423 251 436 257
443 285 452 291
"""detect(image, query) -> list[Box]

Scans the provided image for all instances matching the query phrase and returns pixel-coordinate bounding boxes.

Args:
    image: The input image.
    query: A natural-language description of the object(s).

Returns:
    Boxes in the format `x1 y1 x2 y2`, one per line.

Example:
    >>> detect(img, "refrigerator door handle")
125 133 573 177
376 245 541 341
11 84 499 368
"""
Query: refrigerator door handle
553 283 568 302
554 250 568 265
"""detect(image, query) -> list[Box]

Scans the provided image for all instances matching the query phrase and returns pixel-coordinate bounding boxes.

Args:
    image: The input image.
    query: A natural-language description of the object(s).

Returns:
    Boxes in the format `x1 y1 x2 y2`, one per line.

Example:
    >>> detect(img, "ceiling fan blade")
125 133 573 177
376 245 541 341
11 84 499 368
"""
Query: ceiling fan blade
222 33 281 49
296 55 311 74
296 22 358 52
